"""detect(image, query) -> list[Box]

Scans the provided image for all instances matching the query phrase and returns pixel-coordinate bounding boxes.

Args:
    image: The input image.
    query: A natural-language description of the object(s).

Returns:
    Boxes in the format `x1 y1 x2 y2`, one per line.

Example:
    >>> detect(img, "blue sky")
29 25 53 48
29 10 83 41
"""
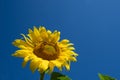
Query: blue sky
1 0 120 80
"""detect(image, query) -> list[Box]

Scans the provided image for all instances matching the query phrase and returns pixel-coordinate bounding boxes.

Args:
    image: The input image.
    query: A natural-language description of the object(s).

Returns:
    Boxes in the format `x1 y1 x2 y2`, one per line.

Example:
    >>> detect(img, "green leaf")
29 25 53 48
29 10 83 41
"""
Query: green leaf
57 76 71 80
50 72 71 80
98 73 116 80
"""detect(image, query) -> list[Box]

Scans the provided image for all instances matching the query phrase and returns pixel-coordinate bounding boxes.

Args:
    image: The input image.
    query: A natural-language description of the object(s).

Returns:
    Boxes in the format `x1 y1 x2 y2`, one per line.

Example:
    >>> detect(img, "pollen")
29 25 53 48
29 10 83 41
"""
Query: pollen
33 42 60 60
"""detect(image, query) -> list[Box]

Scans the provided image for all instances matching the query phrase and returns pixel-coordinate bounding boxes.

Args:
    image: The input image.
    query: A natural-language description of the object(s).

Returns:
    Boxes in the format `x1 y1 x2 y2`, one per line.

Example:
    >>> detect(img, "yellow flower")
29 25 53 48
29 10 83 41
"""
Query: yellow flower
12 26 78 73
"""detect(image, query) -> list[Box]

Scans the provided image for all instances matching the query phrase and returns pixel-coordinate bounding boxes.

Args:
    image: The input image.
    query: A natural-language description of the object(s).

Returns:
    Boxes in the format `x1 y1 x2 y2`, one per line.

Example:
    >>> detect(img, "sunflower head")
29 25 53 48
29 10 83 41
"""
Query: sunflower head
12 26 78 73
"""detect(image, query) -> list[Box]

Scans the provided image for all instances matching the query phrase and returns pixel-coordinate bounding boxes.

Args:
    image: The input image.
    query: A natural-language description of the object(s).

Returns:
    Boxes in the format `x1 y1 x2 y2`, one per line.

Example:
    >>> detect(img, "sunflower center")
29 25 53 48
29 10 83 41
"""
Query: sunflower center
43 45 56 55
33 43 59 60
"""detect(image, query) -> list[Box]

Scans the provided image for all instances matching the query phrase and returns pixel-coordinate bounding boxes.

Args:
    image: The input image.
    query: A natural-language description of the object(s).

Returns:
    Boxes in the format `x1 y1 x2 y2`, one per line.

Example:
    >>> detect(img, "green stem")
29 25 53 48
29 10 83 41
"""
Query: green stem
40 72 45 80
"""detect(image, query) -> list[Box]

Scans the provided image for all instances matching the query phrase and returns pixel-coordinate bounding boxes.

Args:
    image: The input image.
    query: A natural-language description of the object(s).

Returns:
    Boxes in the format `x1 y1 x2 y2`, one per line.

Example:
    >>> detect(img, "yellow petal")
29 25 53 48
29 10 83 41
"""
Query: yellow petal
39 27 48 42
21 34 33 47
60 39 69 44
12 50 32 58
51 59 64 71
28 28 42 43
12 39 32 49
68 47 75 50
38 60 49 73
64 62 70 70
22 56 30 67
33 26 40 38
50 31 60 43
69 57 77 62
30 59 40 73
48 62 55 73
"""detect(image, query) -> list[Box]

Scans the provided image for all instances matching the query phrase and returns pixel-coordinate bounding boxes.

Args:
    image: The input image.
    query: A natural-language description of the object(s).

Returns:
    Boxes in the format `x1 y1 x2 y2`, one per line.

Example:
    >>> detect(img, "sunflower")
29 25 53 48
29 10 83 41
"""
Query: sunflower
12 26 78 73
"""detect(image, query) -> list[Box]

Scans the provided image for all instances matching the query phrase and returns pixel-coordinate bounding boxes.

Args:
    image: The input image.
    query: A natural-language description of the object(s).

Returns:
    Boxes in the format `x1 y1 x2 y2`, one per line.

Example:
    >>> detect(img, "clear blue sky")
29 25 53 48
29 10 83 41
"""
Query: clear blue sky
1 0 120 80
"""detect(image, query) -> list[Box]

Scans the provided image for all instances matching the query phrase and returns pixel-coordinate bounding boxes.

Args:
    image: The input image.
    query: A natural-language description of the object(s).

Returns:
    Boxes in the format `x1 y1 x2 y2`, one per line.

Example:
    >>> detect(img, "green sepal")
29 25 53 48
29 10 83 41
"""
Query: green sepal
50 72 71 80
98 73 116 80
